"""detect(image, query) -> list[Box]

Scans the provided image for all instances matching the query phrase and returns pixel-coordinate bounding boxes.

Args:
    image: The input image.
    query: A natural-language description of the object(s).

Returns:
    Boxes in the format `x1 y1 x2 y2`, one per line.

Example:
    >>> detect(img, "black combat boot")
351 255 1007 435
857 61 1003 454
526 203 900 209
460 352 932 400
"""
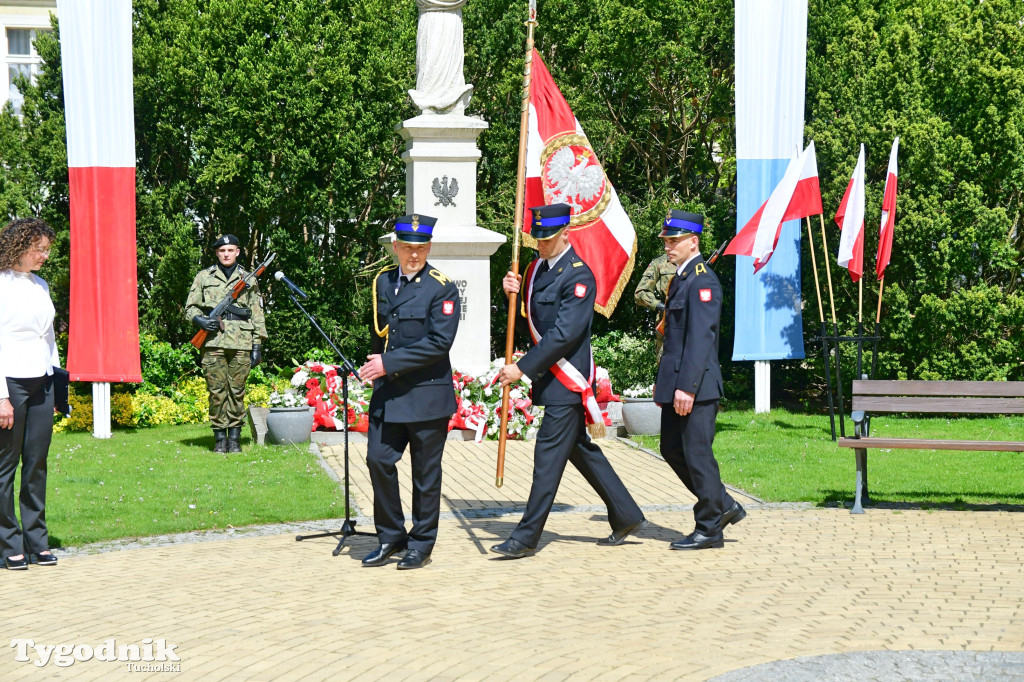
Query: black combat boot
226 427 243 453
213 429 228 453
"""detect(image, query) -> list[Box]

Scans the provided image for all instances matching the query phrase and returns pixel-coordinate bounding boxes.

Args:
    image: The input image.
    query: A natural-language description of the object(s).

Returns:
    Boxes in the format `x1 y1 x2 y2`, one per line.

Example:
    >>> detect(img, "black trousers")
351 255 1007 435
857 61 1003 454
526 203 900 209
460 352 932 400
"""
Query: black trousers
511 403 644 548
366 416 448 554
660 400 734 536
0 376 53 559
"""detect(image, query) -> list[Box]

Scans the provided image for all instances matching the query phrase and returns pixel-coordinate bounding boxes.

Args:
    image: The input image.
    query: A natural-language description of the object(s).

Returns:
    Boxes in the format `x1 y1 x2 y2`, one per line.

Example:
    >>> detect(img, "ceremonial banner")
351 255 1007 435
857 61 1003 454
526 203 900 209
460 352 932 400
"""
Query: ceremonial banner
836 144 866 282
522 50 635 317
58 0 141 382
733 0 808 361
876 137 899 279
725 142 822 272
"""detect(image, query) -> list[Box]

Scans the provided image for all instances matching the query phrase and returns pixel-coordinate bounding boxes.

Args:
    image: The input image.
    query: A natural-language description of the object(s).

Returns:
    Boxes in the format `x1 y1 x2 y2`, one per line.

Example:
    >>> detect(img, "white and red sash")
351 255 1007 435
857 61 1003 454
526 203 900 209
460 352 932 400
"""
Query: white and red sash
523 260 611 426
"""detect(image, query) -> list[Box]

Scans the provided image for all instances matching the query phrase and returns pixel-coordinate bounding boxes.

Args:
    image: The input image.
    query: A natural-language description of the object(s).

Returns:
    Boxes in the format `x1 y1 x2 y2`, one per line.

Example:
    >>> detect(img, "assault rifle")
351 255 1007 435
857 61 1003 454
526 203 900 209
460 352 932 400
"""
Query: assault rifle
190 252 276 350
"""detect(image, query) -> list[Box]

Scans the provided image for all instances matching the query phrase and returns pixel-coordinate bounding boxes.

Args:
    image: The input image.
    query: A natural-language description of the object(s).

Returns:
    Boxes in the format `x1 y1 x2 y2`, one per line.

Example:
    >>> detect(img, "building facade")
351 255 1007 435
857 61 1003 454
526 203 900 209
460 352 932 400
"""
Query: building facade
1 1 56 114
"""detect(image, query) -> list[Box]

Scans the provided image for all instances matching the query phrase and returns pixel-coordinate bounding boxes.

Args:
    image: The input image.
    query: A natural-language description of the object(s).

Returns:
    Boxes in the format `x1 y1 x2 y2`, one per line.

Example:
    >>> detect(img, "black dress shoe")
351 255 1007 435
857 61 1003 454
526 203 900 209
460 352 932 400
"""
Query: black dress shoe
489 538 535 559
361 541 407 567
33 552 58 566
396 549 432 570
670 531 724 550
597 518 648 546
4 556 28 570
722 502 747 527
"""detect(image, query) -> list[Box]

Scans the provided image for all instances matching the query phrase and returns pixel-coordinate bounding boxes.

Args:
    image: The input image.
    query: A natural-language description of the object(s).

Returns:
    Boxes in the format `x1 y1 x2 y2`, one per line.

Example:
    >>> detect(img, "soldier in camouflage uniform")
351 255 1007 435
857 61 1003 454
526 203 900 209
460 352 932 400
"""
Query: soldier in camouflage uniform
634 253 677 355
185 234 267 453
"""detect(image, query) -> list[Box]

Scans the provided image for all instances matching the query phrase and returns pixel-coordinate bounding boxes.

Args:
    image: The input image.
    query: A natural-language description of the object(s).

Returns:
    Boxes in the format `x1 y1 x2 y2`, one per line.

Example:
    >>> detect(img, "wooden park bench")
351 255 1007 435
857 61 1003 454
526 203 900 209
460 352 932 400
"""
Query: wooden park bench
838 380 1024 513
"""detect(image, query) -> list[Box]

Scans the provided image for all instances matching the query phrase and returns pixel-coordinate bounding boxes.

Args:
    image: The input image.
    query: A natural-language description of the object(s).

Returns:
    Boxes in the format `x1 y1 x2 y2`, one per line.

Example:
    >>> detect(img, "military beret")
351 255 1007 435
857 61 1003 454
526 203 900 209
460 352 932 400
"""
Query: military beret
213 234 240 249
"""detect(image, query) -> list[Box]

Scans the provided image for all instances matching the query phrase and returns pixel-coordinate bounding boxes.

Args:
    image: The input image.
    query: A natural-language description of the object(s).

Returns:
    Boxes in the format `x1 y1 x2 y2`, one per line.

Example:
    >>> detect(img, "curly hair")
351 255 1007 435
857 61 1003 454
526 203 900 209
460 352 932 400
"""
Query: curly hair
0 218 56 272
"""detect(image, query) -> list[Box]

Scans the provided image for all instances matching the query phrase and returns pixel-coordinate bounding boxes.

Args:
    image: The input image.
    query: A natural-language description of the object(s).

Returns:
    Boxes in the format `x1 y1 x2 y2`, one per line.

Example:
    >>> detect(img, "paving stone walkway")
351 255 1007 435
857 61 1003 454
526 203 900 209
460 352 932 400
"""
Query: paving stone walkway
2 438 1023 681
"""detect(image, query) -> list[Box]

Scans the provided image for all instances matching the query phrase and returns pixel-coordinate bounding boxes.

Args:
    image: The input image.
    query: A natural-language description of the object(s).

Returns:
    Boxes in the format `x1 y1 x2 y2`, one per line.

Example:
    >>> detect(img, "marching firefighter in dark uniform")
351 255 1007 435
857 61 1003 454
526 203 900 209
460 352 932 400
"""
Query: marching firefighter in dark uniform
654 210 745 550
491 203 646 559
358 214 460 570
185 234 267 453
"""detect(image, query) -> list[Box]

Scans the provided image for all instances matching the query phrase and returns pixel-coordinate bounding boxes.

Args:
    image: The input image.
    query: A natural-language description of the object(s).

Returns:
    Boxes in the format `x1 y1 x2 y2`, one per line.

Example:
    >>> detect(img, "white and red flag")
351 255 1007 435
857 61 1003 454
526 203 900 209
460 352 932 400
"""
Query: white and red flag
725 141 823 272
875 137 899 280
58 0 141 382
835 144 866 282
523 50 635 317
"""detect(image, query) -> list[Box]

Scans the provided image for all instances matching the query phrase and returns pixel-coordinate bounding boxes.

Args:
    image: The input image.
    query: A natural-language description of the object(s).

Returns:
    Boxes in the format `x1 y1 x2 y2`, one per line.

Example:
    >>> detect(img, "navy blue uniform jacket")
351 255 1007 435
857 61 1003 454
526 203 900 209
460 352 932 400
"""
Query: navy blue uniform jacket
516 247 598 407
369 262 460 423
653 254 724 405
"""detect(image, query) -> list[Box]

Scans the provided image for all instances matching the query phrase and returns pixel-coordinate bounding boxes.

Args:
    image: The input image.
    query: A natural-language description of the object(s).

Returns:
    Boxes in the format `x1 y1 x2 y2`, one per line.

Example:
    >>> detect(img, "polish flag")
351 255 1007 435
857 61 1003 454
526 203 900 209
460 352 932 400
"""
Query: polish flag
725 141 823 272
523 50 635 317
835 144 866 282
875 137 899 280
58 0 141 382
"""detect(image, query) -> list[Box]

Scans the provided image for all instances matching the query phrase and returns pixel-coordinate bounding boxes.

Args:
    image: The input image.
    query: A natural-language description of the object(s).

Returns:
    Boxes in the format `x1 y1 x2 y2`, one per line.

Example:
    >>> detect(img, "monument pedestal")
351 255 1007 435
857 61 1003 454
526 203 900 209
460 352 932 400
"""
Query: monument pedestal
384 114 505 375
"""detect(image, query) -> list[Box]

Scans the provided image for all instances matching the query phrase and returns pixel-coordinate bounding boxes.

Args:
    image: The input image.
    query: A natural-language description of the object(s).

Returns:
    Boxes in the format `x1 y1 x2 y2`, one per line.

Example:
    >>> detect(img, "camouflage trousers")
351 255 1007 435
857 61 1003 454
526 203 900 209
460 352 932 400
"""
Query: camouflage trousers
202 348 251 429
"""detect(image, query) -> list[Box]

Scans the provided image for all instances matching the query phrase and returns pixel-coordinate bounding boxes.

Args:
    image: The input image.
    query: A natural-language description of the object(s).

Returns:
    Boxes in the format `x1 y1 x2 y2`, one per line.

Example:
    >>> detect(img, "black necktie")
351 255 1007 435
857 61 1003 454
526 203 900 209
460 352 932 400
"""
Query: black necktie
396 275 409 295
537 261 550 275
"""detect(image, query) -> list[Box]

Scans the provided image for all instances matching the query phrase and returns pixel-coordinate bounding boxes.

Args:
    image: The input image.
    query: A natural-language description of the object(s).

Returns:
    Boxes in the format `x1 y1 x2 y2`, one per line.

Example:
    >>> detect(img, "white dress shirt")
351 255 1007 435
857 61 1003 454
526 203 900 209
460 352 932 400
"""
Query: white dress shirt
0 269 60 400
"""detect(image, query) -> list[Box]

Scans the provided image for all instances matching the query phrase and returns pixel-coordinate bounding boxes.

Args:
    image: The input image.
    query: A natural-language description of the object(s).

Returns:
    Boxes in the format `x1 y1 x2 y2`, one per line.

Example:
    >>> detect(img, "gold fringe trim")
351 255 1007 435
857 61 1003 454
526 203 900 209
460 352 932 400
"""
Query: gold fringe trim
595 235 637 319
587 422 607 439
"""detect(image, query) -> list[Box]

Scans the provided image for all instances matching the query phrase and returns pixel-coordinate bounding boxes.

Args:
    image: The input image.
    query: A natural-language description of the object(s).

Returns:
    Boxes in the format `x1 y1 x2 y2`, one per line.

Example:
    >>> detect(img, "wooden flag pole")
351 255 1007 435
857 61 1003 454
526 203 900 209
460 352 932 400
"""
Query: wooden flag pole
876 275 885 324
818 214 838 326
805 216 825 323
496 0 538 488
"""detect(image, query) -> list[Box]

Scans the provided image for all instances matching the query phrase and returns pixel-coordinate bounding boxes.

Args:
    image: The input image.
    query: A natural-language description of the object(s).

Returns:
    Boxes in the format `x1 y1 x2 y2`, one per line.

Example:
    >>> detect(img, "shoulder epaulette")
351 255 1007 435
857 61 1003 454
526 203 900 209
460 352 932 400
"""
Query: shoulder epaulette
428 267 453 286
207 265 217 273
694 262 708 276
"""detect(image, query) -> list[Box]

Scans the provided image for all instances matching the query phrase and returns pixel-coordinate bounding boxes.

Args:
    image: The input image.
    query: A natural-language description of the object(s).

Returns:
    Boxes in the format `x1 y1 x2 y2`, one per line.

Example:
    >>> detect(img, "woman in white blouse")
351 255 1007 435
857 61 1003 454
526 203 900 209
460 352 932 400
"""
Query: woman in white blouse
0 218 60 570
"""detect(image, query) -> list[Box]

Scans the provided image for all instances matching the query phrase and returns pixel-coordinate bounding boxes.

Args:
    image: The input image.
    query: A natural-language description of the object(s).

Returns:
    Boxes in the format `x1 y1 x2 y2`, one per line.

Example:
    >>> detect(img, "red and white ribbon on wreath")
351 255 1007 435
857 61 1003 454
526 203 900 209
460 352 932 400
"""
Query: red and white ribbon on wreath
522 261 610 426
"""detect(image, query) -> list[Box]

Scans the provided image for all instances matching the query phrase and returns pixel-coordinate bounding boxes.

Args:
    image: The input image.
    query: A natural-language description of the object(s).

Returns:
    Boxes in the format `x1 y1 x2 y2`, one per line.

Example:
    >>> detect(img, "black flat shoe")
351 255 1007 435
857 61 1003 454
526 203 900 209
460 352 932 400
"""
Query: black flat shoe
489 538 535 559
361 541 407 567
597 518 648 546
722 502 747 527
4 556 28 570
33 552 58 566
396 549 432 570
670 531 724 551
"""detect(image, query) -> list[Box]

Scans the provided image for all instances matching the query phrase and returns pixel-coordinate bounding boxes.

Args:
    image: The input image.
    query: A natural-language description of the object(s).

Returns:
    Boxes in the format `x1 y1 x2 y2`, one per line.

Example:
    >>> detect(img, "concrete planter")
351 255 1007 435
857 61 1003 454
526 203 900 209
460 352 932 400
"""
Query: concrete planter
266 407 314 445
621 398 660 436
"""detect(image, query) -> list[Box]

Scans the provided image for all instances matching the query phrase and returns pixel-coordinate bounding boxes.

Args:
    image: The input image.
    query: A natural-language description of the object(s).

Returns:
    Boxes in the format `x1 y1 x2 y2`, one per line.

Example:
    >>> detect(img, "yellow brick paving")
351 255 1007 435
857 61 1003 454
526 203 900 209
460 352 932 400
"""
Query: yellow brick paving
1 438 1023 680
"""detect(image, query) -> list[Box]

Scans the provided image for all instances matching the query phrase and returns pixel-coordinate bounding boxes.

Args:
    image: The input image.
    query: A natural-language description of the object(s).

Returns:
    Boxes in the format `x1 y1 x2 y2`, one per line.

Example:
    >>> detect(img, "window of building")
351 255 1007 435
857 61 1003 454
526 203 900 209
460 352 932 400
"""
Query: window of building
5 28 50 115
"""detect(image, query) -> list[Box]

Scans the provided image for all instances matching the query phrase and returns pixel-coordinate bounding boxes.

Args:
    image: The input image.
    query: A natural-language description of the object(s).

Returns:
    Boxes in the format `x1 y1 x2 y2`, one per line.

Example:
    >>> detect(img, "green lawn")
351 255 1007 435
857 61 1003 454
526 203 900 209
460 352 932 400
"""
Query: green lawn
36 424 344 547
632 409 1024 509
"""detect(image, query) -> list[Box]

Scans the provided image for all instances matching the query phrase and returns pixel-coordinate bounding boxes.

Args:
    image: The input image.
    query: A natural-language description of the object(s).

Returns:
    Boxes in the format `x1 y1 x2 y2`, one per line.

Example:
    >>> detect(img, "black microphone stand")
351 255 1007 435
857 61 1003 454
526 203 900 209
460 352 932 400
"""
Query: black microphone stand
285 292 376 556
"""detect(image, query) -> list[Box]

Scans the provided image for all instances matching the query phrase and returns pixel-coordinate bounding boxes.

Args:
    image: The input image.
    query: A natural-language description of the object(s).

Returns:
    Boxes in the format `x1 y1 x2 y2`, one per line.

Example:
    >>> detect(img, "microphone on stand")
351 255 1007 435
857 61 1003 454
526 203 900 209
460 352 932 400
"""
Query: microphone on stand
274 271 309 299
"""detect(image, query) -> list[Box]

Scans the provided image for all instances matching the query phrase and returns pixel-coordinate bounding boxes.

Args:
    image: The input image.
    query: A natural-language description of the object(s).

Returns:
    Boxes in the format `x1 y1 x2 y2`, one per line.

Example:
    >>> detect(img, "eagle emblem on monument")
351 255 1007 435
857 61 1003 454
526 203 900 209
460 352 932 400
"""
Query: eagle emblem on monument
432 175 459 207
541 135 610 224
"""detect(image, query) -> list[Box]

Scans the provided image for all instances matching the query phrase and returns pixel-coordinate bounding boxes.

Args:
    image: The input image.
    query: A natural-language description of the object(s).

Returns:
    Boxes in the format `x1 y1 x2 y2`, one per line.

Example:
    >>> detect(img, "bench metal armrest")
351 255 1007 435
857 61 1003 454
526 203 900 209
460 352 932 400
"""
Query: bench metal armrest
852 410 870 438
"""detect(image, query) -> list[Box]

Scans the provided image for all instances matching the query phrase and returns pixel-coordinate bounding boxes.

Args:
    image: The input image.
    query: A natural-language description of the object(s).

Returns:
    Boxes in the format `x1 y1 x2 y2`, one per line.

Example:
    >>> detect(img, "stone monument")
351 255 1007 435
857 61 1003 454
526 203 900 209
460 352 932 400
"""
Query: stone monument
384 0 505 375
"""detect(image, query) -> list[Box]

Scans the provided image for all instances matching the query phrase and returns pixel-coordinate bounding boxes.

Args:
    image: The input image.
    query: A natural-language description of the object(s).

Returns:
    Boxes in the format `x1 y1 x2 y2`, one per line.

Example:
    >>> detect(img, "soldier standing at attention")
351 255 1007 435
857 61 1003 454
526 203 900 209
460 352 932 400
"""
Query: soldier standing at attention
490 204 646 559
185 235 267 453
655 210 745 550
358 215 460 570
634 251 677 356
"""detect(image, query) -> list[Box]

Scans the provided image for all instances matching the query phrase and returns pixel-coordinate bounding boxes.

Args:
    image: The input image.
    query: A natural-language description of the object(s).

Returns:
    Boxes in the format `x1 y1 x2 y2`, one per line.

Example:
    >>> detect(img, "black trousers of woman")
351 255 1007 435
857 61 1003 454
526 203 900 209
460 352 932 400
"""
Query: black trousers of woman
0 376 53 559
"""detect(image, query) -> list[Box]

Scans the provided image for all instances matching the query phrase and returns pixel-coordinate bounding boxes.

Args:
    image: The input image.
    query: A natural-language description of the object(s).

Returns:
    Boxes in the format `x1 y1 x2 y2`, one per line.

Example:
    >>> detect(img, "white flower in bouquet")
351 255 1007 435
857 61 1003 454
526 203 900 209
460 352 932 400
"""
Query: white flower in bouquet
596 366 610 381
510 388 523 400
623 383 655 398
269 391 302 407
291 370 309 387
484 386 493 397
461 388 470 398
